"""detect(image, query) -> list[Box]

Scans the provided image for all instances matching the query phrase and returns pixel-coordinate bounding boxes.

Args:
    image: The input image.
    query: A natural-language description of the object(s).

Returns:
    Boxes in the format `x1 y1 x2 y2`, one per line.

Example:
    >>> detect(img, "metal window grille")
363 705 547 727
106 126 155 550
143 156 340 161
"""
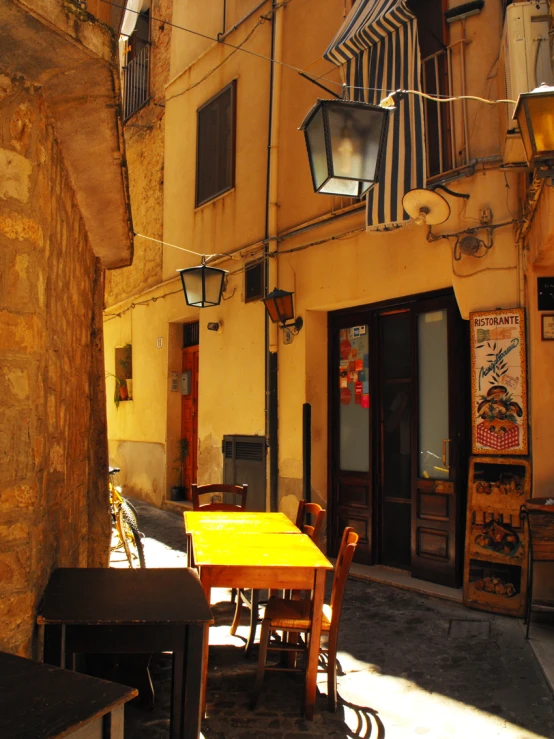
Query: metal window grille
183 322 199 347
422 40 471 180
123 45 150 120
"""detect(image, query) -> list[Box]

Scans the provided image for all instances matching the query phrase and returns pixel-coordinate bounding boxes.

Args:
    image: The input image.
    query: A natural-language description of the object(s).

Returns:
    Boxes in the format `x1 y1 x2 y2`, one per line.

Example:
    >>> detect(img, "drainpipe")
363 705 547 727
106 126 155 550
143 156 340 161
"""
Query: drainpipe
265 0 284 512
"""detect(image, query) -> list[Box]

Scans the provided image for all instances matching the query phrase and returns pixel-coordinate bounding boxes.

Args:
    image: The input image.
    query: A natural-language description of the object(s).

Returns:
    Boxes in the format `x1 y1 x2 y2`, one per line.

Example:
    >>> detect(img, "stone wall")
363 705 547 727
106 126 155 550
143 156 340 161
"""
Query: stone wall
0 74 110 657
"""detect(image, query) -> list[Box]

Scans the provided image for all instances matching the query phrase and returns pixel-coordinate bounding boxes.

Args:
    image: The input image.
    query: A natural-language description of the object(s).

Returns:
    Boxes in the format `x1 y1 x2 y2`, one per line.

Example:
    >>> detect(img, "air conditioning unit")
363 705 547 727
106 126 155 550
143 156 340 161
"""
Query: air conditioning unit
498 1 553 165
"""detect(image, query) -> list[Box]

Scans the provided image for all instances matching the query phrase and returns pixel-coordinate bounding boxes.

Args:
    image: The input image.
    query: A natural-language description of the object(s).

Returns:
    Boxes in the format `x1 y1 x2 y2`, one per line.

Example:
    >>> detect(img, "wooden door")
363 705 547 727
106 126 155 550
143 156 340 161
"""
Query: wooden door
181 346 199 496
330 291 468 586
410 295 468 587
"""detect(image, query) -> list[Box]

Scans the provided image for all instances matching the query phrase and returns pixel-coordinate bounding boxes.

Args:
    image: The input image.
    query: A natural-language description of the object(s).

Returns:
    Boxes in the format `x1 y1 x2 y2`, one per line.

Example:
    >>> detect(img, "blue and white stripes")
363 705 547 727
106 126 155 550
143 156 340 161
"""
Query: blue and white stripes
324 0 427 229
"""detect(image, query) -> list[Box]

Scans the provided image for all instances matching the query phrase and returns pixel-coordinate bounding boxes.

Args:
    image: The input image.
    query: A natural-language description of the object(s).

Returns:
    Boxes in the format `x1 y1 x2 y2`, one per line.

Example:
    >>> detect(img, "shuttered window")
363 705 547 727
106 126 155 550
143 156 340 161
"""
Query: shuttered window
196 81 236 207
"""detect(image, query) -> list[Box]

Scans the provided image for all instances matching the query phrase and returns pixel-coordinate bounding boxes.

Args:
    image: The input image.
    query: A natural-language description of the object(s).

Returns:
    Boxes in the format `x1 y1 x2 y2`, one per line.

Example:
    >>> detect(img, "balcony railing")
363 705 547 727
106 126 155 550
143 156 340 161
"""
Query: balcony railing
123 45 150 120
421 38 473 180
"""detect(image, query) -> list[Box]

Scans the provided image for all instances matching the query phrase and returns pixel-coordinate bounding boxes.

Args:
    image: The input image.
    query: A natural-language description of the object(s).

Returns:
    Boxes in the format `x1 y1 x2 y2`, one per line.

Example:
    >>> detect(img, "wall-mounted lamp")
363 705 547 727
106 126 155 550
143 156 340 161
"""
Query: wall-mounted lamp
513 83 554 175
207 321 222 333
263 287 303 344
299 99 390 197
178 256 227 308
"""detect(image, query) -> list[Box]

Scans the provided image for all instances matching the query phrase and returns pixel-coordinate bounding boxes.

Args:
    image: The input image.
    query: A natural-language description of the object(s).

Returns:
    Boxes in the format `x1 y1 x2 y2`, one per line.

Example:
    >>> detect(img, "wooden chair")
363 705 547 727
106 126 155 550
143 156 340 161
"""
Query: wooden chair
191 483 248 511
191 483 247 605
250 527 358 712
230 500 326 656
295 500 326 547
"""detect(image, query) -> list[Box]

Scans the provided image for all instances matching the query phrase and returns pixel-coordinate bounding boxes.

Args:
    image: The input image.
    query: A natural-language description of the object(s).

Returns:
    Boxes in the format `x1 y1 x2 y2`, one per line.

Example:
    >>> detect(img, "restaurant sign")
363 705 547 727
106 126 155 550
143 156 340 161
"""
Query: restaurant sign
470 308 528 455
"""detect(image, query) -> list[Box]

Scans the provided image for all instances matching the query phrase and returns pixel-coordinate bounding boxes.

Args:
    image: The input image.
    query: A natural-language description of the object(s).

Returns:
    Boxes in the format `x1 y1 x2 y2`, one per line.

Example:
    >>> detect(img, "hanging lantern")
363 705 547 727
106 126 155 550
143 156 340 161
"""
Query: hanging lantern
299 99 390 197
178 257 227 308
513 83 554 168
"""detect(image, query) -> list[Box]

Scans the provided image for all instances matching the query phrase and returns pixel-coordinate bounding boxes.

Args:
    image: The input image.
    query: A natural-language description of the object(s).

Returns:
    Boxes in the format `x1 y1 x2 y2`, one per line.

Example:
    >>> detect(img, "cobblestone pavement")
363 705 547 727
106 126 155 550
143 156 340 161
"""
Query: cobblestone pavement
116 500 554 739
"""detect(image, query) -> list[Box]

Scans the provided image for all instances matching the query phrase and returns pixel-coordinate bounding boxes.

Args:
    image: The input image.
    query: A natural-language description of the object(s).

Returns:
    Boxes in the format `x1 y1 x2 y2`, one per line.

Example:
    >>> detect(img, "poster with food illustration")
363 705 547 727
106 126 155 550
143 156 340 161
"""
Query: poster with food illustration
463 456 530 616
470 308 528 455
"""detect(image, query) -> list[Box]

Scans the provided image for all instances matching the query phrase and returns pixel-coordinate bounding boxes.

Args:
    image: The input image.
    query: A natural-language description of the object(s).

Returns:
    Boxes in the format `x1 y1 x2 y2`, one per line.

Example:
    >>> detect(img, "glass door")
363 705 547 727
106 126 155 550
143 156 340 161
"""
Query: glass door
411 295 468 586
330 318 373 563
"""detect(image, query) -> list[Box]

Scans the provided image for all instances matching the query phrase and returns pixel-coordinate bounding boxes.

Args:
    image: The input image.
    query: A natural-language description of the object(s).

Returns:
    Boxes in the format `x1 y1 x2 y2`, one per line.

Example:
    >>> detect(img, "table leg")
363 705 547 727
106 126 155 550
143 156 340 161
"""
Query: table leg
171 625 204 739
304 568 326 720
199 570 212 718
43 624 68 668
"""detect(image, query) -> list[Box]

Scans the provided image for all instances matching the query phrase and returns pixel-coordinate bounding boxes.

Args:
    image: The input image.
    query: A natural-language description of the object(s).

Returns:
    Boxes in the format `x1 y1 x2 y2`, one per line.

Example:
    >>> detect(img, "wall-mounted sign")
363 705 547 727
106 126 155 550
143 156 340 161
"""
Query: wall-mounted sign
537 277 554 311
541 313 554 340
470 308 528 455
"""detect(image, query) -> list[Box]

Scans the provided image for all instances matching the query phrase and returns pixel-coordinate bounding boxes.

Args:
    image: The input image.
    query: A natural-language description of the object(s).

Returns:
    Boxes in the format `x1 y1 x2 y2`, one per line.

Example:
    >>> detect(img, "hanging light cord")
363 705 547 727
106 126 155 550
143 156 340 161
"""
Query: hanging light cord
380 89 517 108
134 233 233 263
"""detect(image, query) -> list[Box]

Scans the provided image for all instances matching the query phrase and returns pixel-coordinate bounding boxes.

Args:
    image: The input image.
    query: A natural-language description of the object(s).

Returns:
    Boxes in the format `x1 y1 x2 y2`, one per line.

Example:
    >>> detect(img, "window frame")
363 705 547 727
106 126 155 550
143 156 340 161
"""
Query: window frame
244 258 265 303
195 80 237 208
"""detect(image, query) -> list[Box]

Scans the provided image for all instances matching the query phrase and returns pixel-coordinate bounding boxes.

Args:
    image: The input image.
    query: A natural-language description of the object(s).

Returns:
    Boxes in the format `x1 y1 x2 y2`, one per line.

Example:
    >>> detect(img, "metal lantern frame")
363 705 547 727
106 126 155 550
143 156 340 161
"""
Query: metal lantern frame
513 84 554 170
299 98 390 198
178 257 227 308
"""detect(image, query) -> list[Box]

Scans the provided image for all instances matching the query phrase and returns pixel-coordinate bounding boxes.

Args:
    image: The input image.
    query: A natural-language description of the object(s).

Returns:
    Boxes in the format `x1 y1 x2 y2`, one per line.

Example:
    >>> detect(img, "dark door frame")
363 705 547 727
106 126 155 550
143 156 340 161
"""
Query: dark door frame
328 287 469 585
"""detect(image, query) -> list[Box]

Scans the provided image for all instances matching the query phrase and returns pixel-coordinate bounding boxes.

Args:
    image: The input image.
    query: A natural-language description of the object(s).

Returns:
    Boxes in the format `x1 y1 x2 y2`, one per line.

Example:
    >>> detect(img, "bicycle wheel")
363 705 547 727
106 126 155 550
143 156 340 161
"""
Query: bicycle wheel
123 497 139 525
116 504 146 568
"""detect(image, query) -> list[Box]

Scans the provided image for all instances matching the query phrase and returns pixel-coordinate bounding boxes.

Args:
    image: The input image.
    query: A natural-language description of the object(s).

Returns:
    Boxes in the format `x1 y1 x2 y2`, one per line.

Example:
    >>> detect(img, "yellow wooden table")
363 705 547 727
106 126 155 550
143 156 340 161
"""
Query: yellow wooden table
188 527 332 720
184 511 300 536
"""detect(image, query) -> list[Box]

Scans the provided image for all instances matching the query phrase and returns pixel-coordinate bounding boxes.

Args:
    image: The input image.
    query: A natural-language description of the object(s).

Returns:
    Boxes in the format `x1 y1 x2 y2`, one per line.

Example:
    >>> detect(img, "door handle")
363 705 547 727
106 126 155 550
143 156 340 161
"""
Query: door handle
442 439 451 471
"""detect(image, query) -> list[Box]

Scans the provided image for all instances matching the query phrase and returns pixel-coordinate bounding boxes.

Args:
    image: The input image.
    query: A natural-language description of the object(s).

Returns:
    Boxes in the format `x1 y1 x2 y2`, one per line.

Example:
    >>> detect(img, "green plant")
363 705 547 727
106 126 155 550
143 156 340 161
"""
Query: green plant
172 438 189 488
106 372 127 409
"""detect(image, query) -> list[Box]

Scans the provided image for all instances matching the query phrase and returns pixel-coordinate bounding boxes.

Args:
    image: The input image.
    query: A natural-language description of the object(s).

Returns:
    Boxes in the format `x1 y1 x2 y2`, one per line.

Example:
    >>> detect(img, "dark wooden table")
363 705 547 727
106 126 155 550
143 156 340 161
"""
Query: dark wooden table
37 568 213 739
0 650 137 738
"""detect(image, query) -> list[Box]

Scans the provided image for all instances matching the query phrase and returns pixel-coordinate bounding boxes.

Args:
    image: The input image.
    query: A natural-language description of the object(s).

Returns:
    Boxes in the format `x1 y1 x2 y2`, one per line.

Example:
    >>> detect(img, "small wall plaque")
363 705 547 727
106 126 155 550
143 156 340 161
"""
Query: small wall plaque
541 314 554 340
170 372 179 392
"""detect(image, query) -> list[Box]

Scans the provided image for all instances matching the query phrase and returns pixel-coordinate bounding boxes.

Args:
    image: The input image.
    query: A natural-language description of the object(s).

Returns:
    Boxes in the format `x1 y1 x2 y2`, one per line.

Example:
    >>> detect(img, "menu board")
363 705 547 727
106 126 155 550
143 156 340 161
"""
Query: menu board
470 308 528 455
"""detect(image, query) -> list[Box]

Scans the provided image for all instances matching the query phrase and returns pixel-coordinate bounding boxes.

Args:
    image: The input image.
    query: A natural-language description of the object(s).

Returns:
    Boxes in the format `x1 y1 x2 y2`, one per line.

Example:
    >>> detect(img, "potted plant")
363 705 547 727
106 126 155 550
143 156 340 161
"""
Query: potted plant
171 438 189 501
105 372 127 409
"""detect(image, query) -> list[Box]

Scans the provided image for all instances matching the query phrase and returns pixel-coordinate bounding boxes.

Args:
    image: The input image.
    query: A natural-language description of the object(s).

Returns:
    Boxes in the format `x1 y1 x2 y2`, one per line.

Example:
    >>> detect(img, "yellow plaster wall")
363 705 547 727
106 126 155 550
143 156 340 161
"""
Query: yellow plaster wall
108 0 540 540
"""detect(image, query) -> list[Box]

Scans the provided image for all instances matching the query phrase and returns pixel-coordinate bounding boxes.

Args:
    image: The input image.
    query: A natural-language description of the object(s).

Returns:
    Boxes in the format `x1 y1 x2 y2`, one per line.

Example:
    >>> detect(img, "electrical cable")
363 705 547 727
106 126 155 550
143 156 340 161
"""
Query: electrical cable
102 0 518 105
379 88 517 107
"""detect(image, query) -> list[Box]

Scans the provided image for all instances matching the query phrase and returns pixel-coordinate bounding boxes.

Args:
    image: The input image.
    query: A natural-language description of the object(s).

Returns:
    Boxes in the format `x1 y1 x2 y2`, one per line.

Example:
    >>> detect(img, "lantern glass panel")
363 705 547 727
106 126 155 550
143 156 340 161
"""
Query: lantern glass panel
320 177 362 197
305 106 328 190
525 95 554 158
203 268 225 306
274 292 294 323
517 103 533 163
327 104 385 183
182 269 204 306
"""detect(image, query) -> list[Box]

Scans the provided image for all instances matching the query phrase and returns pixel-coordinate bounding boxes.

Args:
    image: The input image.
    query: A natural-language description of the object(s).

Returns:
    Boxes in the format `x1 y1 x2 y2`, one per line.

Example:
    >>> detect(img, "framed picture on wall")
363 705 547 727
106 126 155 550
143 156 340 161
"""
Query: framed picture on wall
541 314 554 340
470 308 528 455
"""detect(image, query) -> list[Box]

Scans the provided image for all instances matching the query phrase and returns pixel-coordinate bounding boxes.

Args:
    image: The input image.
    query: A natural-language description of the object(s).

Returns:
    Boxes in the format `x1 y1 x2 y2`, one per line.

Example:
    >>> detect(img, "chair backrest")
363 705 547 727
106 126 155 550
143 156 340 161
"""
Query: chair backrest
192 483 248 511
329 526 359 635
295 500 326 547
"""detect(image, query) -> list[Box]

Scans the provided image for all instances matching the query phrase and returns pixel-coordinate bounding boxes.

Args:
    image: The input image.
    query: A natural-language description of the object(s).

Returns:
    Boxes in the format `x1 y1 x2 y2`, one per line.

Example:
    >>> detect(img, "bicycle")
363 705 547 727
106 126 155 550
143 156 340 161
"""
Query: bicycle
109 467 146 568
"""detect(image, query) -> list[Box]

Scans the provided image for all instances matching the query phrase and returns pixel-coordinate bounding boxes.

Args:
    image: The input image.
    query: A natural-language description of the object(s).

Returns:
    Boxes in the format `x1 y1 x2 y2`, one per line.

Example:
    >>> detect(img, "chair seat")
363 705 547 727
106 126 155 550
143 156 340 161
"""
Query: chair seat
265 597 332 632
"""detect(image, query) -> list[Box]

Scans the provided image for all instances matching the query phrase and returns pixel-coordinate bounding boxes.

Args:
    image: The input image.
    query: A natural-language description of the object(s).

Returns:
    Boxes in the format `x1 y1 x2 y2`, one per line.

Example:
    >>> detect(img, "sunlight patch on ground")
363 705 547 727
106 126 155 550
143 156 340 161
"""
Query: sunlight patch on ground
332 664 549 739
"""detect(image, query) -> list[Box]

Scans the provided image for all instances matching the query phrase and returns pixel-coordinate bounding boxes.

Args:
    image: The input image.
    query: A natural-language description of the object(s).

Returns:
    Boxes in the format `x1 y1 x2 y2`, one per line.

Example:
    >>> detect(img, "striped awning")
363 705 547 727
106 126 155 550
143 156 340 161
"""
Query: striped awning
324 0 427 229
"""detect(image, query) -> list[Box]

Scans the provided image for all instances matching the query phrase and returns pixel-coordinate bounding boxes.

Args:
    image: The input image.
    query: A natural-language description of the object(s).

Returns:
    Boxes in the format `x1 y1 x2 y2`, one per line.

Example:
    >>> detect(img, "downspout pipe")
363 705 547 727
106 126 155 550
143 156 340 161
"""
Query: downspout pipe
265 0 283 511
